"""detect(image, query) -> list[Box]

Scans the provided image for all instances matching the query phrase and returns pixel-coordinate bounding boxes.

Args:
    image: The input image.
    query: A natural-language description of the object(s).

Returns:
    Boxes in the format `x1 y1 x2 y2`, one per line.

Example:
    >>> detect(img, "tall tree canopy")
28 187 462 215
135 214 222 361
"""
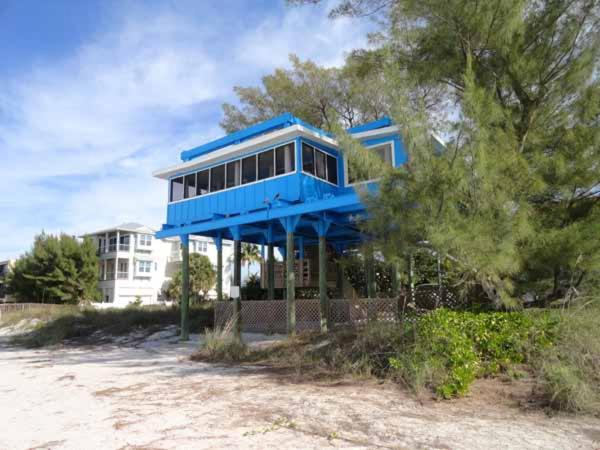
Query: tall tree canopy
302 0 600 305
221 54 389 132
8 232 99 304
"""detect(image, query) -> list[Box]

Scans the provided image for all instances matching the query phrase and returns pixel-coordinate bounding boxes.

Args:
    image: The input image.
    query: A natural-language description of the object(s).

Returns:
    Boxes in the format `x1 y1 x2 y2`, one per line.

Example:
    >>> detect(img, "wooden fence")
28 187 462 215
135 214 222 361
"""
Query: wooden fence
0 303 66 320
215 286 462 333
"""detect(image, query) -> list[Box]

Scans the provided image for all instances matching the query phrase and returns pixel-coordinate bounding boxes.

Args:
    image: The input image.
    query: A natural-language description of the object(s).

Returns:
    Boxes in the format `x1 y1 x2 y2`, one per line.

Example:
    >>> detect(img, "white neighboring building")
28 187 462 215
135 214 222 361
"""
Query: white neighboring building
83 223 233 307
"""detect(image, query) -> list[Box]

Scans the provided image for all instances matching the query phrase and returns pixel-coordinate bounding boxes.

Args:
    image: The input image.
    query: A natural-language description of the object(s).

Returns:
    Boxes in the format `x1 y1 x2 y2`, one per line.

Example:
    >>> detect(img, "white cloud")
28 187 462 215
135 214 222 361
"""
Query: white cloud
0 2 372 260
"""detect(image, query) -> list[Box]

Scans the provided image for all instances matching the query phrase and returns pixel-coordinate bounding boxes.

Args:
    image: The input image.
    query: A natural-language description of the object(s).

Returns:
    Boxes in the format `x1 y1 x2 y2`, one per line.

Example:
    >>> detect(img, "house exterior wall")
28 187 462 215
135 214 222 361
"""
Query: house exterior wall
89 227 233 308
164 134 406 230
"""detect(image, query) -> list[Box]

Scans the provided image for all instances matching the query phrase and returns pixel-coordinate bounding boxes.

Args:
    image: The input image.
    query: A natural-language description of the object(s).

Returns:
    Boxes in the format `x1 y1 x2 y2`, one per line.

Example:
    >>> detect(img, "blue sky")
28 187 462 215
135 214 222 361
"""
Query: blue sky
0 0 372 260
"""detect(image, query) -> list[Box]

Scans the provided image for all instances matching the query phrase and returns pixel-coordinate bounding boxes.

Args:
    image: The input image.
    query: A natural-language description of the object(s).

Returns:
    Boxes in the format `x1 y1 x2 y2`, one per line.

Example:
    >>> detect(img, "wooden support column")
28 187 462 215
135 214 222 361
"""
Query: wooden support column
233 238 242 340
313 216 331 333
267 244 275 300
366 244 376 299
286 231 295 335
407 252 415 304
264 223 275 301
280 215 300 336
213 235 223 302
318 235 328 332
180 234 190 341
436 253 443 307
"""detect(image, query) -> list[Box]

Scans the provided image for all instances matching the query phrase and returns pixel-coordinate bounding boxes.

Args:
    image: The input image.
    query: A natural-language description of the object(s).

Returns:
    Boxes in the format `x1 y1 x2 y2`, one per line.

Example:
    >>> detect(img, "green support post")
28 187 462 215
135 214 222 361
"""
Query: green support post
267 243 275 300
318 235 328 332
233 239 242 340
408 252 415 305
216 237 223 302
286 231 295 335
366 245 376 299
180 235 190 341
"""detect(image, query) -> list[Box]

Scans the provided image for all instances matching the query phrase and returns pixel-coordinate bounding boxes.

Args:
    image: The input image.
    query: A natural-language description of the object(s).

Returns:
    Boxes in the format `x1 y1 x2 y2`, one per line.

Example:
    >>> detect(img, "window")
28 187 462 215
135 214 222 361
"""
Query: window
197 170 209 195
137 260 152 274
374 144 393 164
194 241 207 252
170 177 184 202
275 144 295 175
119 234 130 251
315 149 326 179
184 174 196 198
210 164 225 192
348 143 393 184
242 155 257 184
226 160 241 188
139 234 152 247
258 149 274 180
168 142 297 202
302 142 338 185
302 143 314 174
327 154 338 185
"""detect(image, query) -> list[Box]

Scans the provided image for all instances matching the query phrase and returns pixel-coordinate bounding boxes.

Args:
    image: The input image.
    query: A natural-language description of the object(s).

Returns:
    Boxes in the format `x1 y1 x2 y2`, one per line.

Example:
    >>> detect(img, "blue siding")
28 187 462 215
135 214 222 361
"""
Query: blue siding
164 124 407 230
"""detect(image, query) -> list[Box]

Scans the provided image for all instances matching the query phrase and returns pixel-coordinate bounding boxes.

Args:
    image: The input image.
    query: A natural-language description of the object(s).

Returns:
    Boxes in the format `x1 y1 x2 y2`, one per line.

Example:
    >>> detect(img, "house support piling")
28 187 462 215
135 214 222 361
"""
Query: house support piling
180 234 190 341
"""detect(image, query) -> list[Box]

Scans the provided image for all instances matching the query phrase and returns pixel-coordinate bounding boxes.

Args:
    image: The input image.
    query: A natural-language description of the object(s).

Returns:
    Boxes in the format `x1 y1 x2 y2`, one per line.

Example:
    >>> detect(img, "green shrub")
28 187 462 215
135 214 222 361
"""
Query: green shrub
389 309 556 398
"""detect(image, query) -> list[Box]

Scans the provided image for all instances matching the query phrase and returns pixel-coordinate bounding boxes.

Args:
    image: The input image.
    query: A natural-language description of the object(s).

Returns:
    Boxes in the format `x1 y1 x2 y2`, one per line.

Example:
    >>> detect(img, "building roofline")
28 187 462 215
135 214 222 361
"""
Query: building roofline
80 224 157 237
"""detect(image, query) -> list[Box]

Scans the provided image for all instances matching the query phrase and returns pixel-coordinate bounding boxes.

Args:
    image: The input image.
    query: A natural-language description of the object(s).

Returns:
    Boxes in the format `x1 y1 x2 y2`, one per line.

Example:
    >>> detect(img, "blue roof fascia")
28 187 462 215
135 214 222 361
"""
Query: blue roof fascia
180 113 336 162
179 114 394 163
181 112 297 162
347 117 393 134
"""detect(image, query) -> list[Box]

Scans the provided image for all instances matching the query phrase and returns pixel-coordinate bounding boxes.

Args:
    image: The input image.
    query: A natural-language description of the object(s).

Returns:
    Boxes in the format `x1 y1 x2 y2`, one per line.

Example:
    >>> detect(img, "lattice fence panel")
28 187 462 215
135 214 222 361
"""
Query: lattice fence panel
214 293 461 334
241 300 288 334
296 299 321 331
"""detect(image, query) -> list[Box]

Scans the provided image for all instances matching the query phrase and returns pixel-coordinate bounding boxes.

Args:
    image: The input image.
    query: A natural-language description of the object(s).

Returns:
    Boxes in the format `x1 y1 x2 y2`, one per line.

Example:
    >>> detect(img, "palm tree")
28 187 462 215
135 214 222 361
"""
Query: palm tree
240 243 261 285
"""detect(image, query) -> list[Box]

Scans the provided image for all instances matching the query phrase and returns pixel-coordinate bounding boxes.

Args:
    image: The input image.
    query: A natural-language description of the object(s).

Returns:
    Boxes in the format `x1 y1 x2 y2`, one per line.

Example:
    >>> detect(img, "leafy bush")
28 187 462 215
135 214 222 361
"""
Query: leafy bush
389 309 556 398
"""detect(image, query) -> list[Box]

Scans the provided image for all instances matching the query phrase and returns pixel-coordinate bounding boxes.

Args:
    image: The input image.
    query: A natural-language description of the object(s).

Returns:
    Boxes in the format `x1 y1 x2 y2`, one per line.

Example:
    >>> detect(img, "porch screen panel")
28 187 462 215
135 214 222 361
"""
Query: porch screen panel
210 164 225 192
258 149 274 180
275 144 295 175
184 173 196 198
326 154 338 185
226 160 241 188
242 155 257 184
170 177 184 202
315 149 326 180
197 170 209 195
302 143 314 174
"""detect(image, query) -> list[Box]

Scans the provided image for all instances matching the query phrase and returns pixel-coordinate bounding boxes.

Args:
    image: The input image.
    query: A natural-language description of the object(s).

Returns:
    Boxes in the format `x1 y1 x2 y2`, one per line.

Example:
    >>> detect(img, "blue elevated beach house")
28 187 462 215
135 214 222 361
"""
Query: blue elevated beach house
153 113 408 339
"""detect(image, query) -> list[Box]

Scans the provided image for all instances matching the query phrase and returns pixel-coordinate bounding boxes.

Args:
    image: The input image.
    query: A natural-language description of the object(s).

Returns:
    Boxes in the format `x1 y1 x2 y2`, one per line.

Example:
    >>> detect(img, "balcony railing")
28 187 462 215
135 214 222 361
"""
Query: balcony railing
117 271 129 280
105 271 115 280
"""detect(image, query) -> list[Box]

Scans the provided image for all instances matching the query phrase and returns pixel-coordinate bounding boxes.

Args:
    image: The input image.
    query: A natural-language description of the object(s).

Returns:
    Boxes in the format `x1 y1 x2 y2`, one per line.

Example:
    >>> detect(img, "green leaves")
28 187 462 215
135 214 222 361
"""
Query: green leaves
164 253 216 302
9 232 100 304
389 308 557 398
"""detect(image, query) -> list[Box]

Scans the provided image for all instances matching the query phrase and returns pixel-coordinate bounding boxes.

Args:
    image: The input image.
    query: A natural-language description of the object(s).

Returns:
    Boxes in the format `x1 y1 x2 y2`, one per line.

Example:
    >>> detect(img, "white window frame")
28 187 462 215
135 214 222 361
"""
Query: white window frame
168 140 297 204
138 234 153 247
301 142 339 187
137 260 152 274
344 140 396 187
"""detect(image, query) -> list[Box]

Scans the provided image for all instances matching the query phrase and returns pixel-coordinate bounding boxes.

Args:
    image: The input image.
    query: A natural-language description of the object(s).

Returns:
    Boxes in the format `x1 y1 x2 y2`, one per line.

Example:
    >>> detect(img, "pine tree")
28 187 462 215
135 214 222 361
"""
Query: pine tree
8 232 100 304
